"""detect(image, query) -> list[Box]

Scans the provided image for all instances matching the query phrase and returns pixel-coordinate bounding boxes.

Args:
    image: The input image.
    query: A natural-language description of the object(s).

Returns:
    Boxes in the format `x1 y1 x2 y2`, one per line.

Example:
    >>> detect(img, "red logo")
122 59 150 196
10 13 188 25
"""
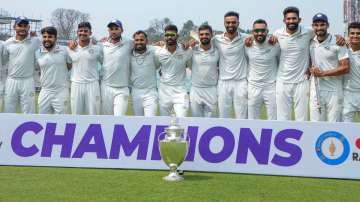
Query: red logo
356 138 360 150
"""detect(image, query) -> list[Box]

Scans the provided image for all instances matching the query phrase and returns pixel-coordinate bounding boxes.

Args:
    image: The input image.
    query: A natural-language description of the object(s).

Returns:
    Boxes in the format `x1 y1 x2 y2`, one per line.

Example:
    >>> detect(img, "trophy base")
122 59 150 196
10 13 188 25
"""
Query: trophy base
163 172 184 182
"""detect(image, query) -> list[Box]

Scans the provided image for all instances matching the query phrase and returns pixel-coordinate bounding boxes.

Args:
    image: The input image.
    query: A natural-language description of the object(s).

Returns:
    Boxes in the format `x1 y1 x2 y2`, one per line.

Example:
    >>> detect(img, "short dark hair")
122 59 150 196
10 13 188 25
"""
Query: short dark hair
224 11 239 19
283 6 300 17
198 24 213 33
78 22 92 30
348 22 360 33
133 30 148 38
253 19 268 26
41 26 57 37
164 24 178 33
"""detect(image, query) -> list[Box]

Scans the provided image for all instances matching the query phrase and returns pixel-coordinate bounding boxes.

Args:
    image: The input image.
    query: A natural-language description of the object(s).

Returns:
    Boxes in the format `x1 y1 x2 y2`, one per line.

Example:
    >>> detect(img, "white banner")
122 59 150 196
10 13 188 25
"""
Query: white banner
0 113 359 179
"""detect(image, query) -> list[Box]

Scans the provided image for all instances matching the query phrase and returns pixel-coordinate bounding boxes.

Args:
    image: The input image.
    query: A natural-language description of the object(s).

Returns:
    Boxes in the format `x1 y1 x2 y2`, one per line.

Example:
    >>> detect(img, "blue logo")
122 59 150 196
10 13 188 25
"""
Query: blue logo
315 131 350 165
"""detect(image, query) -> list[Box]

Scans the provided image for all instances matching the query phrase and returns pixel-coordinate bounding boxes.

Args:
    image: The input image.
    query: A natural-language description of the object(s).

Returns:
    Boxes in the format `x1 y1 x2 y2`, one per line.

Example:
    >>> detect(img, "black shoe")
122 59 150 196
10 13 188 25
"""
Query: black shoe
177 170 184 175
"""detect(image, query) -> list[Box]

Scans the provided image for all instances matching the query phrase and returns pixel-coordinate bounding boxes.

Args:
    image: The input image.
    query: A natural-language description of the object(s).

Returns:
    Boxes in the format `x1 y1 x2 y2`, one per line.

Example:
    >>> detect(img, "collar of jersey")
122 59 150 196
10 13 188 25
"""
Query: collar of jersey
222 31 241 42
11 36 31 43
313 34 332 45
40 45 61 53
282 26 303 37
133 47 150 56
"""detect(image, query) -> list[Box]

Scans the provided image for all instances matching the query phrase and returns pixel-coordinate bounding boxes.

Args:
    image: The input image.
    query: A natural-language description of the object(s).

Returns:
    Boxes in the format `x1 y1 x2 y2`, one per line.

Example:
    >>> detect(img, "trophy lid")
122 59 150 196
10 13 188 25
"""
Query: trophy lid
165 116 184 135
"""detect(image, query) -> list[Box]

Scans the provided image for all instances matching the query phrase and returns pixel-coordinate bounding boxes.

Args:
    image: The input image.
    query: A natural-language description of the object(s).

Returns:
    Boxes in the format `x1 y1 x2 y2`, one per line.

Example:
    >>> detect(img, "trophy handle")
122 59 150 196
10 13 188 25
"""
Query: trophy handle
158 131 167 142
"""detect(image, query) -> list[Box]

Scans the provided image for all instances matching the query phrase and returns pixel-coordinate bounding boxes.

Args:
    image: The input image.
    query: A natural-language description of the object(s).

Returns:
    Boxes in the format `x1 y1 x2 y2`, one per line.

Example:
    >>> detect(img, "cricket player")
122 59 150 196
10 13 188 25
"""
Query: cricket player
273 7 314 121
246 19 280 120
214 11 248 119
309 13 349 122
343 22 360 122
101 20 132 116
0 40 5 112
155 24 192 117
3 16 40 113
68 22 103 115
130 30 159 116
189 24 219 117
36 26 71 114
274 7 345 121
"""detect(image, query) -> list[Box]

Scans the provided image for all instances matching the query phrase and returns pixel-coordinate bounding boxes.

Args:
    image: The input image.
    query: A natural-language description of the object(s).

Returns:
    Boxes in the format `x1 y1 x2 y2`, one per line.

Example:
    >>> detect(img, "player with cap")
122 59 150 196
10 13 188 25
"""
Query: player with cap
155 24 192 117
309 13 349 122
246 19 280 120
36 26 72 114
343 22 360 122
101 19 132 116
214 11 248 119
68 22 103 115
189 24 219 117
2 16 41 113
273 7 345 121
130 30 159 116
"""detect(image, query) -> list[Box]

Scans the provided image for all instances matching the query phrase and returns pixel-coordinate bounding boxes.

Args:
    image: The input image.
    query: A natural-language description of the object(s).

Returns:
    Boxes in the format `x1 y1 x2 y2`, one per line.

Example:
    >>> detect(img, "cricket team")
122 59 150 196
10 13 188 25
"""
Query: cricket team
1 6 360 122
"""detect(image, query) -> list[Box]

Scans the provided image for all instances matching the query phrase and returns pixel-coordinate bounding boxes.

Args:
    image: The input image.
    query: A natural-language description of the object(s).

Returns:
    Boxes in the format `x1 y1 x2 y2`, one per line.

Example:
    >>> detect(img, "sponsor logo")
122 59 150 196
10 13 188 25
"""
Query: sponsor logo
315 131 350 165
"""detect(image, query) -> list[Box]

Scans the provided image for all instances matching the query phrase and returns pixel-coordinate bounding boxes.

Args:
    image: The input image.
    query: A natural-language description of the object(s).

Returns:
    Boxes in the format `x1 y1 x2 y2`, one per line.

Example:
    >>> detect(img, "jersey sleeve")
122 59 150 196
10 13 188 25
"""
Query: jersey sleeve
337 46 349 61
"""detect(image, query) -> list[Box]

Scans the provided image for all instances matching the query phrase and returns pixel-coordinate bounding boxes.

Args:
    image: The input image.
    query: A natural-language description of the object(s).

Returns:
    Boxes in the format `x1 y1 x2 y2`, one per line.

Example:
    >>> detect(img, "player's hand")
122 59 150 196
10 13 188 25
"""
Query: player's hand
310 67 324 77
30 31 37 37
268 35 278 45
100 37 108 43
154 40 165 47
335 35 346 46
91 37 98 45
187 38 198 48
244 36 254 47
305 68 311 80
68 40 78 50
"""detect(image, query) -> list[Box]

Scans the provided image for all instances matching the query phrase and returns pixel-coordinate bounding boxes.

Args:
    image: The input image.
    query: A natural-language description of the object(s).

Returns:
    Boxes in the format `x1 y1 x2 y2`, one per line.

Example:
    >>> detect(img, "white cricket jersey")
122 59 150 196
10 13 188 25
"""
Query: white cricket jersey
213 32 248 81
130 46 159 89
310 34 348 91
36 46 70 92
101 37 132 87
155 45 192 86
68 43 103 84
274 26 314 83
0 41 5 82
4 36 40 78
245 40 280 87
345 48 360 91
190 45 219 87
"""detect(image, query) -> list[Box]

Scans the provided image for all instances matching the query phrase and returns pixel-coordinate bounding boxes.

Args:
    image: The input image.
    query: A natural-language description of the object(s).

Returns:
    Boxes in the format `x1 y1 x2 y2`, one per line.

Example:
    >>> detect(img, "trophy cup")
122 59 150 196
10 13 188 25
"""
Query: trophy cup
159 115 189 182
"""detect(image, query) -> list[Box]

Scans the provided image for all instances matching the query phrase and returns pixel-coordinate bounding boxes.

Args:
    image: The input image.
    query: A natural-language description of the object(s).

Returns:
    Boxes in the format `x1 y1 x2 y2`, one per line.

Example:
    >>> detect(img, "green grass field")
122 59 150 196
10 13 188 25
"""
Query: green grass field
0 166 359 201
2 94 359 201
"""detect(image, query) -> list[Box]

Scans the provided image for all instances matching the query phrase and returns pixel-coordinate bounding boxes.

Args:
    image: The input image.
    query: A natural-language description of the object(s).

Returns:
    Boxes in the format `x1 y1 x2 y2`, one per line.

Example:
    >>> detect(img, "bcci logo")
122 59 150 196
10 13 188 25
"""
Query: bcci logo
315 131 350 165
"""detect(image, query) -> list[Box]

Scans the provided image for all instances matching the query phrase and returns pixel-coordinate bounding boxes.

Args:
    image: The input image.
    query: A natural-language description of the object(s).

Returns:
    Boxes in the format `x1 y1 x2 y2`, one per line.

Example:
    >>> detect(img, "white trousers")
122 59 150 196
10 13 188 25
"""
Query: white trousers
342 90 360 122
158 83 189 117
248 82 276 120
190 86 217 117
71 81 100 115
4 77 35 113
131 87 158 117
101 84 129 116
309 85 342 122
0 80 4 112
218 79 248 119
38 88 70 114
276 80 309 121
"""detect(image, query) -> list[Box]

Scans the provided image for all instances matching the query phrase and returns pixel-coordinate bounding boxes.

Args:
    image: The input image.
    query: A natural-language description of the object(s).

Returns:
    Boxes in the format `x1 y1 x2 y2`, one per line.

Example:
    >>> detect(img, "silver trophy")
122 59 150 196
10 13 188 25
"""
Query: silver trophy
159 115 189 182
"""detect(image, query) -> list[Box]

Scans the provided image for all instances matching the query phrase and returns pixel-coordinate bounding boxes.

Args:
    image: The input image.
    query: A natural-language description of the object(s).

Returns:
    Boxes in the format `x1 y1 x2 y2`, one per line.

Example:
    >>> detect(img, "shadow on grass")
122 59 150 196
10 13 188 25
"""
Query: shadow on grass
183 174 213 181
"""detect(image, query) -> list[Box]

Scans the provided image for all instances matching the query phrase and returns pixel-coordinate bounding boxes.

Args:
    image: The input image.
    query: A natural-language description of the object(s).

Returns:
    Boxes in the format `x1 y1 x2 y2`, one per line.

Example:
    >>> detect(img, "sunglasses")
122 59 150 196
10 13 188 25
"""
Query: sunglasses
253 29 267 33
164 32 177 37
